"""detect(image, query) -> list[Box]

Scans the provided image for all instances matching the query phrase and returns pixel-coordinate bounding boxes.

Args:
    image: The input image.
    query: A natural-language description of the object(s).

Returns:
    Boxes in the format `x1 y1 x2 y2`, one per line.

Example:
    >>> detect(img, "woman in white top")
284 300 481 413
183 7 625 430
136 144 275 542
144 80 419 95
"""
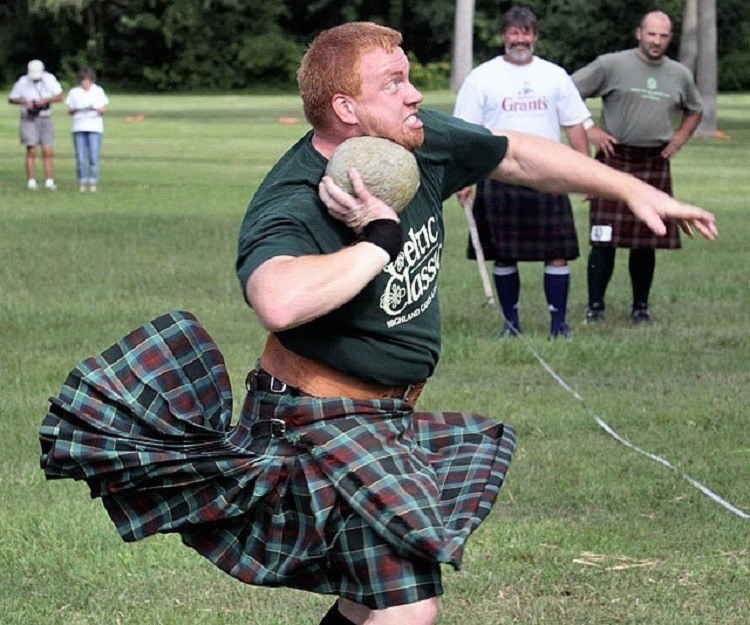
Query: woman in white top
66 67 109 192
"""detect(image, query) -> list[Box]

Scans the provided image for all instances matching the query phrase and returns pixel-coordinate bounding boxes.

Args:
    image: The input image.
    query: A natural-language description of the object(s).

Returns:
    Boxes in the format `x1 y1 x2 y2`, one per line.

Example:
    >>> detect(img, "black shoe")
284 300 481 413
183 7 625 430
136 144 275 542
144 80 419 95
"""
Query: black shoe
499 322 522 339
549 323 571 340
585 305 605 323
630 305 651 324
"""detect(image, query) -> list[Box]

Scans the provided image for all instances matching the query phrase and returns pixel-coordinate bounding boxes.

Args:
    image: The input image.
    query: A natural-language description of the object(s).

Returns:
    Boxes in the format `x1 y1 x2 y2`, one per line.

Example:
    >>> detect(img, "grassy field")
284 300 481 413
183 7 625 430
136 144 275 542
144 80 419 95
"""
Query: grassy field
1 91 748 624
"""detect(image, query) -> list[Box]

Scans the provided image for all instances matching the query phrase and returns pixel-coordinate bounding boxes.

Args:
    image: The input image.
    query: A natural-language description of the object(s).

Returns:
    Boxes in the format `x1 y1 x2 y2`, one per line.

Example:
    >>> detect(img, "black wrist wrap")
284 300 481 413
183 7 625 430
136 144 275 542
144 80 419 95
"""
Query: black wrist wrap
361 219 403 263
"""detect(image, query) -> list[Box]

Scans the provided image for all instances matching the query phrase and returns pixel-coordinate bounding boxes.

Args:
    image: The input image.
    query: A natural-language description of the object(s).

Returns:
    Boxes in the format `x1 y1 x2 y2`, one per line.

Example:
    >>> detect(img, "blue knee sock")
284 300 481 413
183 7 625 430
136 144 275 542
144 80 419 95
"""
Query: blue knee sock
544 265 570 333
493 265 520 330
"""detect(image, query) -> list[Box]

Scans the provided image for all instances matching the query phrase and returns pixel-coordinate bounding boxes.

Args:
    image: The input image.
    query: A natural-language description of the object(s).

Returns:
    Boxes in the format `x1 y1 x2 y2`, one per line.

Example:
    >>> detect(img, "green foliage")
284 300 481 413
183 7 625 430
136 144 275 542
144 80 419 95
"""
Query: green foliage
134 0 301 90
2 0 750 91
407 52 451 90
403 0 456 62
716 10 750 91
718 49 750 91
235 32 303 83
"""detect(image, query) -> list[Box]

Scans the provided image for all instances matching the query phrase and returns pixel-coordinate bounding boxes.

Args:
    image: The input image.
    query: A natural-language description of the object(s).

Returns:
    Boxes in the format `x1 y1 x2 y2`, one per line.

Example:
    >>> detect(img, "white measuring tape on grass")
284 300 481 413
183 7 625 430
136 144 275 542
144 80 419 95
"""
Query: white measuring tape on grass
513 331 749 520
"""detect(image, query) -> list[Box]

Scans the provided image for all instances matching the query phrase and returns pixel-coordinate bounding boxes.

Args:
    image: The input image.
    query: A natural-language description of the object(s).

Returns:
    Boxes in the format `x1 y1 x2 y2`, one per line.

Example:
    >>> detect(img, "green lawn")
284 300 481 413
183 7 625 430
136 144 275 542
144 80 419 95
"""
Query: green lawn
1 92 748 624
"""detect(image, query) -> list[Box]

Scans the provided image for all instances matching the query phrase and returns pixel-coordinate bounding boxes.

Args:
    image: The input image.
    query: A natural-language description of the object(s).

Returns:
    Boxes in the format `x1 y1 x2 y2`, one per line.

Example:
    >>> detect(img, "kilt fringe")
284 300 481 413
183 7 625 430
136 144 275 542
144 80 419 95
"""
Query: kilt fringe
39 311 515 597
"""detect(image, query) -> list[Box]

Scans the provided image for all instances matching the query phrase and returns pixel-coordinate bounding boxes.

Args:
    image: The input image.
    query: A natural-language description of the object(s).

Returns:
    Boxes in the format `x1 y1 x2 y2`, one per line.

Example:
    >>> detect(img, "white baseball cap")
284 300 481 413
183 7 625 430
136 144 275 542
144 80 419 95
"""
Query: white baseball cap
27 60 45 81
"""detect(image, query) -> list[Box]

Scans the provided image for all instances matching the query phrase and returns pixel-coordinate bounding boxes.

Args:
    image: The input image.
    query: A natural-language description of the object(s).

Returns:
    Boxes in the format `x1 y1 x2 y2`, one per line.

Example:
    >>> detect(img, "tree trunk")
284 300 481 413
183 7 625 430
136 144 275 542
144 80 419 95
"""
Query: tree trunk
679 0 697 74
695 0 718 136
450 0 475 90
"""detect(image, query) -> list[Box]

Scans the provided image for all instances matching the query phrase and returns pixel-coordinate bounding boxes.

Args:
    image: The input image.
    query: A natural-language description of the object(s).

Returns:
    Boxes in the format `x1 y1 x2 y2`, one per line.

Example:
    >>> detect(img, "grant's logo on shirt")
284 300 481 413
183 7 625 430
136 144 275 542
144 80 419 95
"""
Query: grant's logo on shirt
380 216 442 327
501 81 548 112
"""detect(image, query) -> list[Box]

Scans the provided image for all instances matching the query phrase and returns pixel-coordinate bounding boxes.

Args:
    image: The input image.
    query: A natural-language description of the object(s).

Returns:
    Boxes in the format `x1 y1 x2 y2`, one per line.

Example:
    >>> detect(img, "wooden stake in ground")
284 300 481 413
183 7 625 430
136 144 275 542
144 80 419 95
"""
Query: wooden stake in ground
461 196 495 306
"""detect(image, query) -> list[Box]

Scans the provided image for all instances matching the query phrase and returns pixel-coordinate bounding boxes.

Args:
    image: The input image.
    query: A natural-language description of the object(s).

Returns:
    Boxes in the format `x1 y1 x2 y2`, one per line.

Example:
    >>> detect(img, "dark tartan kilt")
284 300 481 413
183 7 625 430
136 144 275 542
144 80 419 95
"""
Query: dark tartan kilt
468 179 579 262
39 312 516 610
590 144 680 249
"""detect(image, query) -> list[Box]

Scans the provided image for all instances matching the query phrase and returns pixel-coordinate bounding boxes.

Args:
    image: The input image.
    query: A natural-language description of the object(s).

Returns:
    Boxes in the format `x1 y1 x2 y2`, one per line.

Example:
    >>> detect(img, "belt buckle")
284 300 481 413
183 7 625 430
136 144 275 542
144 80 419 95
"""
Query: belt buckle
402 384 414 402
269 418 286 438
250 418 287 438
269 376 287 393
246 367 261 392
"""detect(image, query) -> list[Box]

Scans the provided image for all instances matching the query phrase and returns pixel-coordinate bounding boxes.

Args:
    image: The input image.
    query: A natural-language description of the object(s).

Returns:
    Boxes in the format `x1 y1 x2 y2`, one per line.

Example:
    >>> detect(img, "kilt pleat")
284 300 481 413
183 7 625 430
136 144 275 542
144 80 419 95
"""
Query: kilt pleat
39 311 515 600
589 144 680 249
468 179 579 261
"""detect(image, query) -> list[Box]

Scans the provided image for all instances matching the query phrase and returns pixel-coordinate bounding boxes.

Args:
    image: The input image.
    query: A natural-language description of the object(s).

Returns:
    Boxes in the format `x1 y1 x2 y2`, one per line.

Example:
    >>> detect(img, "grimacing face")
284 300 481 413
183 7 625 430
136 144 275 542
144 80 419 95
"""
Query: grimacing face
347 47 425 151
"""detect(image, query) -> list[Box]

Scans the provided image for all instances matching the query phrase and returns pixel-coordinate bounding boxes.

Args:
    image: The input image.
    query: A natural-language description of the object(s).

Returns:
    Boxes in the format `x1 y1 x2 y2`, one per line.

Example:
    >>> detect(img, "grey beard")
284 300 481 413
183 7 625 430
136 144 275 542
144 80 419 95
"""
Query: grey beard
505 44 534 62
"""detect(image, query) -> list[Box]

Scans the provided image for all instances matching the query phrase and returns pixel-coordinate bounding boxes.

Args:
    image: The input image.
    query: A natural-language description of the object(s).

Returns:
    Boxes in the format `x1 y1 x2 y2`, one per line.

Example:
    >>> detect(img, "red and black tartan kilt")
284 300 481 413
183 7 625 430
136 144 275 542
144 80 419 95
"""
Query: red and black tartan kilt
39 312 516 609
468 179 579 262
590 144 680 249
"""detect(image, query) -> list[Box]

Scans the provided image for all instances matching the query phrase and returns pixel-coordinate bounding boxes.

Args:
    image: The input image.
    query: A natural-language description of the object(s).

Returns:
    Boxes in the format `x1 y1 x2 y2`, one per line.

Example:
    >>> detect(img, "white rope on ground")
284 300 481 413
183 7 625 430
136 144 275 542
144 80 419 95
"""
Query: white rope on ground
510 329 750 520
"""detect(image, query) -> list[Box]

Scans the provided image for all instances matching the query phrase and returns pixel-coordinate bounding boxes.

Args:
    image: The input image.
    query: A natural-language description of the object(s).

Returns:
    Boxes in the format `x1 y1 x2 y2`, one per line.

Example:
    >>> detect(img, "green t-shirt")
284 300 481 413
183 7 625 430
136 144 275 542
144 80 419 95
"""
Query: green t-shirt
236 108 507 385
572 49 702 146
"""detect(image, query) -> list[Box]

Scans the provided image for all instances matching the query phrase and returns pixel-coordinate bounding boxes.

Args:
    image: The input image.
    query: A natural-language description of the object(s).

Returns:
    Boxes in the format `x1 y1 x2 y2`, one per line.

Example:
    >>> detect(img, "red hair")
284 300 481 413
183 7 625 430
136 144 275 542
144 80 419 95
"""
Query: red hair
298 22 402 129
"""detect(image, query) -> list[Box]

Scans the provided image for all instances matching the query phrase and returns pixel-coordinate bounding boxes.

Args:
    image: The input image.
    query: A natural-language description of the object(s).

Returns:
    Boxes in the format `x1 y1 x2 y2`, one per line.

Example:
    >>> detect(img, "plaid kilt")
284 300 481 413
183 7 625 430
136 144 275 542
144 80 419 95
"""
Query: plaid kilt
40 312 516 609
468 179 579 261
590 144 680 249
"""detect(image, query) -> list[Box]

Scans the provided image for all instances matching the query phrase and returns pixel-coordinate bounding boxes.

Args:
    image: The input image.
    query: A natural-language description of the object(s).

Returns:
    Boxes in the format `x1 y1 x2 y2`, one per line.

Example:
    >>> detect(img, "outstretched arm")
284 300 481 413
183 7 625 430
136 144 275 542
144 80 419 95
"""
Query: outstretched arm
490 130 717 240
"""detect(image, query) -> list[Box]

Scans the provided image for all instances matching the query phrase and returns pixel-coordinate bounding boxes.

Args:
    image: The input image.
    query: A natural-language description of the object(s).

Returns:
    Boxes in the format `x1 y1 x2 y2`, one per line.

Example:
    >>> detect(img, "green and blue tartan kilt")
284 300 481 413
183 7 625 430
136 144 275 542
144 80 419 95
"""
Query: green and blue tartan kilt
39 312 516 609
590 144 680 249
468 179 580 262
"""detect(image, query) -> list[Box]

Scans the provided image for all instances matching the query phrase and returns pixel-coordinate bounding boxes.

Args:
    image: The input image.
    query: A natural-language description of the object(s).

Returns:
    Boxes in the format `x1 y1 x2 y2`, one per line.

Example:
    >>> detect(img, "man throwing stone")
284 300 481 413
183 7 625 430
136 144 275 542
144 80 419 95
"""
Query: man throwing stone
39 21 716 625
453 6 591 339
573 11 703 323
235 22 713 624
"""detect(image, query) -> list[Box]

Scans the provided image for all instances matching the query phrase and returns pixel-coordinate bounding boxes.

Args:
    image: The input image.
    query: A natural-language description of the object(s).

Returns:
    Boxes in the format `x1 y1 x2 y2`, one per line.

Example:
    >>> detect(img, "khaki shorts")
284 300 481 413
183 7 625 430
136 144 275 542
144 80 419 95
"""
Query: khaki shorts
20 116 55 146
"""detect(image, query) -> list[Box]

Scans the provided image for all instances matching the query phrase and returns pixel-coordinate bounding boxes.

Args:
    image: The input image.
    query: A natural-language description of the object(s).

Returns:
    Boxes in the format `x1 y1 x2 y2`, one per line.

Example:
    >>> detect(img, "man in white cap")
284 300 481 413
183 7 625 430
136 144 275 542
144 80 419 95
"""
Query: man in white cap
8 60 63 190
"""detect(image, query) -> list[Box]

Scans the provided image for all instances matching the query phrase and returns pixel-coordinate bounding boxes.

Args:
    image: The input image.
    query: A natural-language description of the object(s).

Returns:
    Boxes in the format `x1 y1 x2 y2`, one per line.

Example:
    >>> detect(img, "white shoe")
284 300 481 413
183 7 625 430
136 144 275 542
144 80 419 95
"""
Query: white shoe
27 179 38 190
79 184 87 192
44 179 57 190
89 184 97 193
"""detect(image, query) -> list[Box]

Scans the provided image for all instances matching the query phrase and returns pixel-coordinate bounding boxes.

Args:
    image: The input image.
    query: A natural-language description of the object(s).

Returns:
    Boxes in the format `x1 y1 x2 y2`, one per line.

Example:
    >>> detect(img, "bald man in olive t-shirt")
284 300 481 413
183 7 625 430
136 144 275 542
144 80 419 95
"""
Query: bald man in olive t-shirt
572 10 702 324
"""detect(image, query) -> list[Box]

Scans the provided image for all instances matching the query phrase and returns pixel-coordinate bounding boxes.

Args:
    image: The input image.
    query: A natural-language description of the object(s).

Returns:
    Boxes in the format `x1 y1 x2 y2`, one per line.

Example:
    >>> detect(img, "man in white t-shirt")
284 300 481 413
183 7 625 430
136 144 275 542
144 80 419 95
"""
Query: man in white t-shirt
453 6 591 339
8 60 63 190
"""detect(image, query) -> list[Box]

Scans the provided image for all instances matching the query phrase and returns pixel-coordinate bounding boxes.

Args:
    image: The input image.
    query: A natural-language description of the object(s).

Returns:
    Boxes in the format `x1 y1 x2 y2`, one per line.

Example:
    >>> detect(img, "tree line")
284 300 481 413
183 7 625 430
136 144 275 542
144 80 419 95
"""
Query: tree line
2 0 749 91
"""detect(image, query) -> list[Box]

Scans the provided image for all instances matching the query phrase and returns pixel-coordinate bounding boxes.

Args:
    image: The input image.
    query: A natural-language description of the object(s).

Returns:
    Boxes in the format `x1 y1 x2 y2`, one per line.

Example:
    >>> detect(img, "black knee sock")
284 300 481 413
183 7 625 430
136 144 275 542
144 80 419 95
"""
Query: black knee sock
629 248 655 308
587 246 616 308
319 601 356 625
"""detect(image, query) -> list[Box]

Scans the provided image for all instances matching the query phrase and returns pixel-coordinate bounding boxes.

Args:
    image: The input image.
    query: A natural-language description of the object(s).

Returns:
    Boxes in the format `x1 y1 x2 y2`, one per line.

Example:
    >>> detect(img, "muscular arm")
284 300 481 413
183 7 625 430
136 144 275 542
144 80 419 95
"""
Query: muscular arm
245 167 398 332
490 130 717 239
246 243 389 332
662 112 702 159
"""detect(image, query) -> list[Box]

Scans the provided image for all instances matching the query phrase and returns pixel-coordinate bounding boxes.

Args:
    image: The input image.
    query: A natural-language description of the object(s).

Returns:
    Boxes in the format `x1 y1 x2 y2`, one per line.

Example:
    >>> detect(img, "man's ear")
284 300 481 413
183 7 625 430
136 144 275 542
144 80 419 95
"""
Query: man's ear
332 94 357 125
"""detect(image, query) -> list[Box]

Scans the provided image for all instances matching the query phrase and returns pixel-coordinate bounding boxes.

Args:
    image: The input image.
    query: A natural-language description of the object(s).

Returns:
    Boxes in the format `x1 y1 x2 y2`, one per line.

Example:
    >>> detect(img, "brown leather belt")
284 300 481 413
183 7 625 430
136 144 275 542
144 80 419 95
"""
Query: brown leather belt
257 333 425 405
